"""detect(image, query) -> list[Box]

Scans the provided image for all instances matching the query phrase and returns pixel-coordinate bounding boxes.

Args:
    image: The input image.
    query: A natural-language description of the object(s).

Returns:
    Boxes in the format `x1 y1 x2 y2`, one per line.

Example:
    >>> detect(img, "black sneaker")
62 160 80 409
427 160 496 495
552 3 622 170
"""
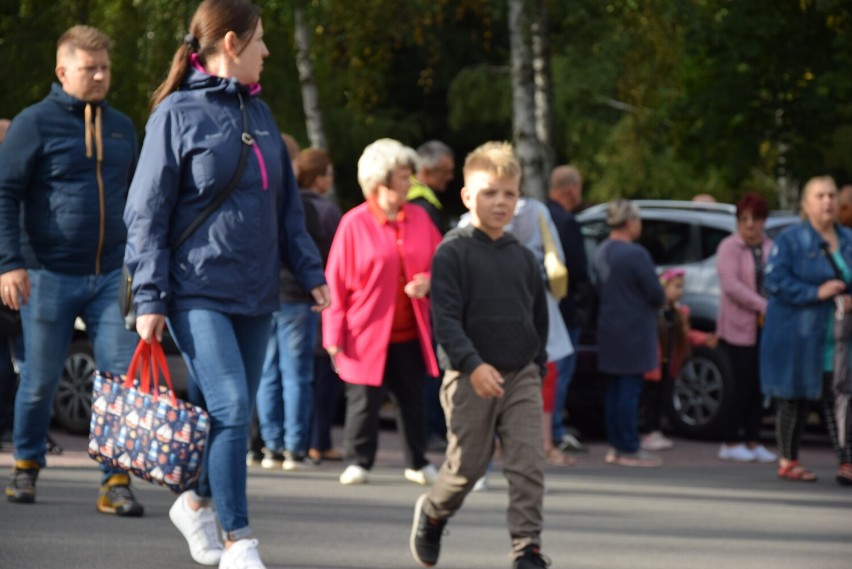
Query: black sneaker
5 460 39 504
246 449 264 466
513 545 551 569
96 474 144 516
410 493 446 567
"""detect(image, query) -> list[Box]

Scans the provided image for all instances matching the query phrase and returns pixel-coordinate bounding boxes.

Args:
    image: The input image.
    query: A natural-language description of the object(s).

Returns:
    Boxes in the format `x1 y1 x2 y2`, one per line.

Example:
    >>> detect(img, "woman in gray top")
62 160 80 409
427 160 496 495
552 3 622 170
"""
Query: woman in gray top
594 200 665 467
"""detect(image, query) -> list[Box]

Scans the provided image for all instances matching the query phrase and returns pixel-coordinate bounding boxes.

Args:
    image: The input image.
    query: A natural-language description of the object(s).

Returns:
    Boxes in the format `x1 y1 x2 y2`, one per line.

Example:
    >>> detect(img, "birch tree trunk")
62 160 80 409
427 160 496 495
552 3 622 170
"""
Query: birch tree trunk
509 0 547 201
531 0 555 178
293 0 327 150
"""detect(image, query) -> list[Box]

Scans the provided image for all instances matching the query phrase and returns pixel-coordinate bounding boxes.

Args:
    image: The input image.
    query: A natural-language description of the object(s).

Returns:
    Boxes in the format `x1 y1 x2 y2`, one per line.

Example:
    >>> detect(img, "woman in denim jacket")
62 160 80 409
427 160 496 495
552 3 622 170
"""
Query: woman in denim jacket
760 176 852 484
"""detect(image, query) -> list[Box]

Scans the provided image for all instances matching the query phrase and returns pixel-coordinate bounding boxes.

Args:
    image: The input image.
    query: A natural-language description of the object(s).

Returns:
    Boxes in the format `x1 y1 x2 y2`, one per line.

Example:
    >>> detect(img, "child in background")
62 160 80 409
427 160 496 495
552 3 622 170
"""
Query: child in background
640 268 717 451
409 141 550 569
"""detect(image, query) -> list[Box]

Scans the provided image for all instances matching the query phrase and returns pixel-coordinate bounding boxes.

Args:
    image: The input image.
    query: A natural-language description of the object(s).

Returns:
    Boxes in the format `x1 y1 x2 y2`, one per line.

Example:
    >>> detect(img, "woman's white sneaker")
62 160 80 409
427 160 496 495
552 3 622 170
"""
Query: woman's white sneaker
339 464 369 485
717 443 756 462
404 464 438 486
219 538 266 569
751 444 777 463
169 491 223 566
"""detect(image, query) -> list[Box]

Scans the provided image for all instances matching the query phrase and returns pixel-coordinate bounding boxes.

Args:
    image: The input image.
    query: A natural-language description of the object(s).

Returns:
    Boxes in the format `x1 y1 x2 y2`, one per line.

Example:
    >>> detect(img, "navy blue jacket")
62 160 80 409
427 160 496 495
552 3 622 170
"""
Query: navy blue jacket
594 239 665 375
0 84 137 275
123 68 325 317
546 199 589 328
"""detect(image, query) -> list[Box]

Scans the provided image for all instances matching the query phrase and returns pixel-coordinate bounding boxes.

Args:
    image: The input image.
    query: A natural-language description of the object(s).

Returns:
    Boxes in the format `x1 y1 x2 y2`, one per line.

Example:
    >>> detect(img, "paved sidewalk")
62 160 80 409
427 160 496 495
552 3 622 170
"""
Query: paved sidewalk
1 429 851 569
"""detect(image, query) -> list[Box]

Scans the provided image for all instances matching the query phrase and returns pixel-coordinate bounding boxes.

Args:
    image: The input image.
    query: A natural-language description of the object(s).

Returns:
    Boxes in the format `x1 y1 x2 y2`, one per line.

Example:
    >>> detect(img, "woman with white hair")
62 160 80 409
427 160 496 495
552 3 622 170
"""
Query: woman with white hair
323 138 443 486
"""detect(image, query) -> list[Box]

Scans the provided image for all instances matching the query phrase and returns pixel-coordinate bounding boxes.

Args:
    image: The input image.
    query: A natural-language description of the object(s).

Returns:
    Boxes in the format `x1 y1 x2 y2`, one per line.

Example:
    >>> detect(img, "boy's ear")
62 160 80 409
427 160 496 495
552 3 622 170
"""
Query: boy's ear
460 186 472 209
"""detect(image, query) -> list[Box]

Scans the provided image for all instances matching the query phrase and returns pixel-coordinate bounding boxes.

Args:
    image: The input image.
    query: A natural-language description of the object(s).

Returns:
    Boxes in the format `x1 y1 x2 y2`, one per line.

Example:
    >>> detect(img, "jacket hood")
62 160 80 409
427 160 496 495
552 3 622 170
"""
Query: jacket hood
445 223 518 248
48 82 109 112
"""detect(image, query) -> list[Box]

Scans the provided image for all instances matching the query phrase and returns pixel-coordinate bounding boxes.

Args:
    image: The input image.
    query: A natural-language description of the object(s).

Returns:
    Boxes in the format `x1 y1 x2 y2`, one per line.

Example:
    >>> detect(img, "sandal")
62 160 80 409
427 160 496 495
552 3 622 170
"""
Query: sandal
546 447 576 467
777 460 817 482
836 463 852 486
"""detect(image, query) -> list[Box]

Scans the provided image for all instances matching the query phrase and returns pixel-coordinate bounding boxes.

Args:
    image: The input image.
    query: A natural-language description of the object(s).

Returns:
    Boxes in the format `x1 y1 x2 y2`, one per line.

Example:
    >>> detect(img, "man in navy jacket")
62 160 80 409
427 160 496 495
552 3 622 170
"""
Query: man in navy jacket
0 25 142 516
547 165 591 455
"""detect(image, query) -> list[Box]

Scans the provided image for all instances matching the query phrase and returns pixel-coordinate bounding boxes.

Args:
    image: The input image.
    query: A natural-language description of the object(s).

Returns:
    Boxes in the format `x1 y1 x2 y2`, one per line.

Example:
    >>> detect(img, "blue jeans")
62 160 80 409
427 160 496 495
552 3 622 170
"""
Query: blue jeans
256 302 318 453
14 268 137 482
551 326 580 442
168 309 271 538
604 374 644 453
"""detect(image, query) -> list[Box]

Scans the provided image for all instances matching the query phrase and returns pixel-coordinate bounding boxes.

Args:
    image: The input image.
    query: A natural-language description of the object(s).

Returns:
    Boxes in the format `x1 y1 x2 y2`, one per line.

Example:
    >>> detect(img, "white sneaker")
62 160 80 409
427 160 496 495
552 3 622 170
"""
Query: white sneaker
751 444 777 463
718 443 756 462
641 431 674 451
472 475 488 492
260 448 284 470
404 464 438 486
339 464 369 485
219 538 266 569
169 491 223 566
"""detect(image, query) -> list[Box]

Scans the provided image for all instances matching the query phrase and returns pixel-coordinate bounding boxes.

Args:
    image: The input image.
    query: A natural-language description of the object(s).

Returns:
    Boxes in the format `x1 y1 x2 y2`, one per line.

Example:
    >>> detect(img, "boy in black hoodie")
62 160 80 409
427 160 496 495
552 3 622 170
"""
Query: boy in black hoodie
409 141 550 569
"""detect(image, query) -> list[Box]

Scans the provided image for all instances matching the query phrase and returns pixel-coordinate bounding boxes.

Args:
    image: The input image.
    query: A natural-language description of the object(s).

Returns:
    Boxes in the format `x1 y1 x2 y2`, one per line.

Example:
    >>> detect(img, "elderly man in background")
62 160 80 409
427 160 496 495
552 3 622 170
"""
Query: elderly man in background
408 140 455 234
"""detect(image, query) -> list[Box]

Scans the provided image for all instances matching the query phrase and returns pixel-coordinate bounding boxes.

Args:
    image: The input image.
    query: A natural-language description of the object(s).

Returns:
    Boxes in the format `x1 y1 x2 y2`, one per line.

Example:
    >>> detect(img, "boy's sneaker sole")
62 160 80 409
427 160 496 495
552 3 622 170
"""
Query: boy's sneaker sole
410 493 445 567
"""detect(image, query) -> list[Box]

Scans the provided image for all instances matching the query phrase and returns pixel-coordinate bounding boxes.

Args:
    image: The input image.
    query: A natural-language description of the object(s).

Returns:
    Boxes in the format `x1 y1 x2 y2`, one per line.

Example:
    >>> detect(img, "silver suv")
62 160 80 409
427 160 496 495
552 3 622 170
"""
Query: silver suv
571 200 798 439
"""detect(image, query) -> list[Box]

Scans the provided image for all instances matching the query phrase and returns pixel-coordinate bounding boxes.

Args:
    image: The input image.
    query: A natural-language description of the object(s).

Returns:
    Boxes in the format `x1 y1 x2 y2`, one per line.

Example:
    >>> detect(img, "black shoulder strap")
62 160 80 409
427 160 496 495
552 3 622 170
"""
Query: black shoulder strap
172 91 252 252
820 241 849 293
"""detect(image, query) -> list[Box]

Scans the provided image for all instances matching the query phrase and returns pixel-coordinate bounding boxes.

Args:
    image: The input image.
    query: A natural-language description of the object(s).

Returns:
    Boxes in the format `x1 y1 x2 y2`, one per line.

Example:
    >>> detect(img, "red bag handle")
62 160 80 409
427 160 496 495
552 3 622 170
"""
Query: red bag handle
124 338 178 406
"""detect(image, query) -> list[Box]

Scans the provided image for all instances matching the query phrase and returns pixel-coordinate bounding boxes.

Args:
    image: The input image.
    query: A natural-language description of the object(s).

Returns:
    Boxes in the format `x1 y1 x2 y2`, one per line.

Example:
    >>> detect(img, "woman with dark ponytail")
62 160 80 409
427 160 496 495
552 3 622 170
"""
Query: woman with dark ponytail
124 1 329 567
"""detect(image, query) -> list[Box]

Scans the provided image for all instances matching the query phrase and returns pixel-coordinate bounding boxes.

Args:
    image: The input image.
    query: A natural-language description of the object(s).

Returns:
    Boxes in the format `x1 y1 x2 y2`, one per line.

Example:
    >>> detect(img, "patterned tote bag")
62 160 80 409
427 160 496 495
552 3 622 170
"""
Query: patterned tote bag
88 338 209 493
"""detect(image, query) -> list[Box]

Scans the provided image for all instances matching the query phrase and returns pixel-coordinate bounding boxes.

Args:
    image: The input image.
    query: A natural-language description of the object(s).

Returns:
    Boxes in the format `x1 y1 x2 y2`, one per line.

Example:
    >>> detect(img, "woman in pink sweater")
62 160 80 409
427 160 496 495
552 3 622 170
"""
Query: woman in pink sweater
323 139 442 486
715 193 777 463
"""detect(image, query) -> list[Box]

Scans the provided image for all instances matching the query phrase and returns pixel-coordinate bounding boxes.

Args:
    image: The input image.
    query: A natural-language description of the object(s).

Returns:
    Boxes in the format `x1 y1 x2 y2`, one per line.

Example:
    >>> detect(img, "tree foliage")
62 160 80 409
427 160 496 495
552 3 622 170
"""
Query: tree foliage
3 0 852 209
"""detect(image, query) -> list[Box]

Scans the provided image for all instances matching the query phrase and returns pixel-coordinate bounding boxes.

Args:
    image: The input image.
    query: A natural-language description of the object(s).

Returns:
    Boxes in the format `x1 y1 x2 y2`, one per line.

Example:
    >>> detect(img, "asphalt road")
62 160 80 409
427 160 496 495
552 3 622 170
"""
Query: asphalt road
1 429 851 569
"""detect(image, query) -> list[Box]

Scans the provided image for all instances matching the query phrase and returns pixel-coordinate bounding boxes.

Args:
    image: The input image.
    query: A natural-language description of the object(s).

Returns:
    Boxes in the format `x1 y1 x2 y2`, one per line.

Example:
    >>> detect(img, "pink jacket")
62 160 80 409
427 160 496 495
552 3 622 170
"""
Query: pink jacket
322 201 441 386
715 232 773 347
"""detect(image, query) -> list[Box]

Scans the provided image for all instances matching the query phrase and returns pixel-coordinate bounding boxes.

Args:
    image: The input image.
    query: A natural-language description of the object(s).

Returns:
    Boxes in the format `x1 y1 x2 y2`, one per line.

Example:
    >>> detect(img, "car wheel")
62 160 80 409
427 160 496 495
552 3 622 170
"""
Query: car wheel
668 346 734 439
54 338 96 434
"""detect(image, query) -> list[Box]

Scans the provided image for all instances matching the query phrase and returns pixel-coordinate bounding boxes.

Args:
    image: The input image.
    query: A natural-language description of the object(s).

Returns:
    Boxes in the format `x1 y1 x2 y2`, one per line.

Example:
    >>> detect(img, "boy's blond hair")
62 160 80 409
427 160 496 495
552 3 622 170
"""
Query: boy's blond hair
463 141 521 180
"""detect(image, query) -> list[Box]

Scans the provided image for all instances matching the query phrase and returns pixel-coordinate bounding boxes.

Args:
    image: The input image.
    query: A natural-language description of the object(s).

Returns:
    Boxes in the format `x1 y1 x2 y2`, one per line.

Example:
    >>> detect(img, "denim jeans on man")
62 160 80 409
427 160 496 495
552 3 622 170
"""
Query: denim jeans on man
604 374 644 453
551 326 580 443
168 309 270 539
14 268 137 481
256 301 318 454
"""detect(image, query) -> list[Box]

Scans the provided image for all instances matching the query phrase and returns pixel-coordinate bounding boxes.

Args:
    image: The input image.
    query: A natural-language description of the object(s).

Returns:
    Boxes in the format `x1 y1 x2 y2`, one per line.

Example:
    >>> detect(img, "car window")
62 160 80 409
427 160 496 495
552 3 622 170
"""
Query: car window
700 226 729 260
638 220 691 265
580 220 609 282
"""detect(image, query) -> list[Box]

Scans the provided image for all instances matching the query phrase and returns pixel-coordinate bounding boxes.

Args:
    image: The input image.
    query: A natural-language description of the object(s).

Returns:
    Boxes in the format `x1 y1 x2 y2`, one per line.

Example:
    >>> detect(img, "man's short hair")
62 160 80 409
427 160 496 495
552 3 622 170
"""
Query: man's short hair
550 165 581 190
57 25 112 60
416 140 453 170
463 141 521 180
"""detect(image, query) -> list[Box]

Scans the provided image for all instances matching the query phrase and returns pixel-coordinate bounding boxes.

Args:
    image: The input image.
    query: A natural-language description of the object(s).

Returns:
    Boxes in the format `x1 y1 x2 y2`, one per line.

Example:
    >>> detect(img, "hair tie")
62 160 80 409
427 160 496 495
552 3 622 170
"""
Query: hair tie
184 33 200 52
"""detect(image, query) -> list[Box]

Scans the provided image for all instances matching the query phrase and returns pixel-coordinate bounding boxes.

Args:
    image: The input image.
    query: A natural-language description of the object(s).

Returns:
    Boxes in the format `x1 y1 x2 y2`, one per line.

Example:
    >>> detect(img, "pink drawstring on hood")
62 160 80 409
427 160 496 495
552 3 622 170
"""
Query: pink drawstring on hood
189 54 268 190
